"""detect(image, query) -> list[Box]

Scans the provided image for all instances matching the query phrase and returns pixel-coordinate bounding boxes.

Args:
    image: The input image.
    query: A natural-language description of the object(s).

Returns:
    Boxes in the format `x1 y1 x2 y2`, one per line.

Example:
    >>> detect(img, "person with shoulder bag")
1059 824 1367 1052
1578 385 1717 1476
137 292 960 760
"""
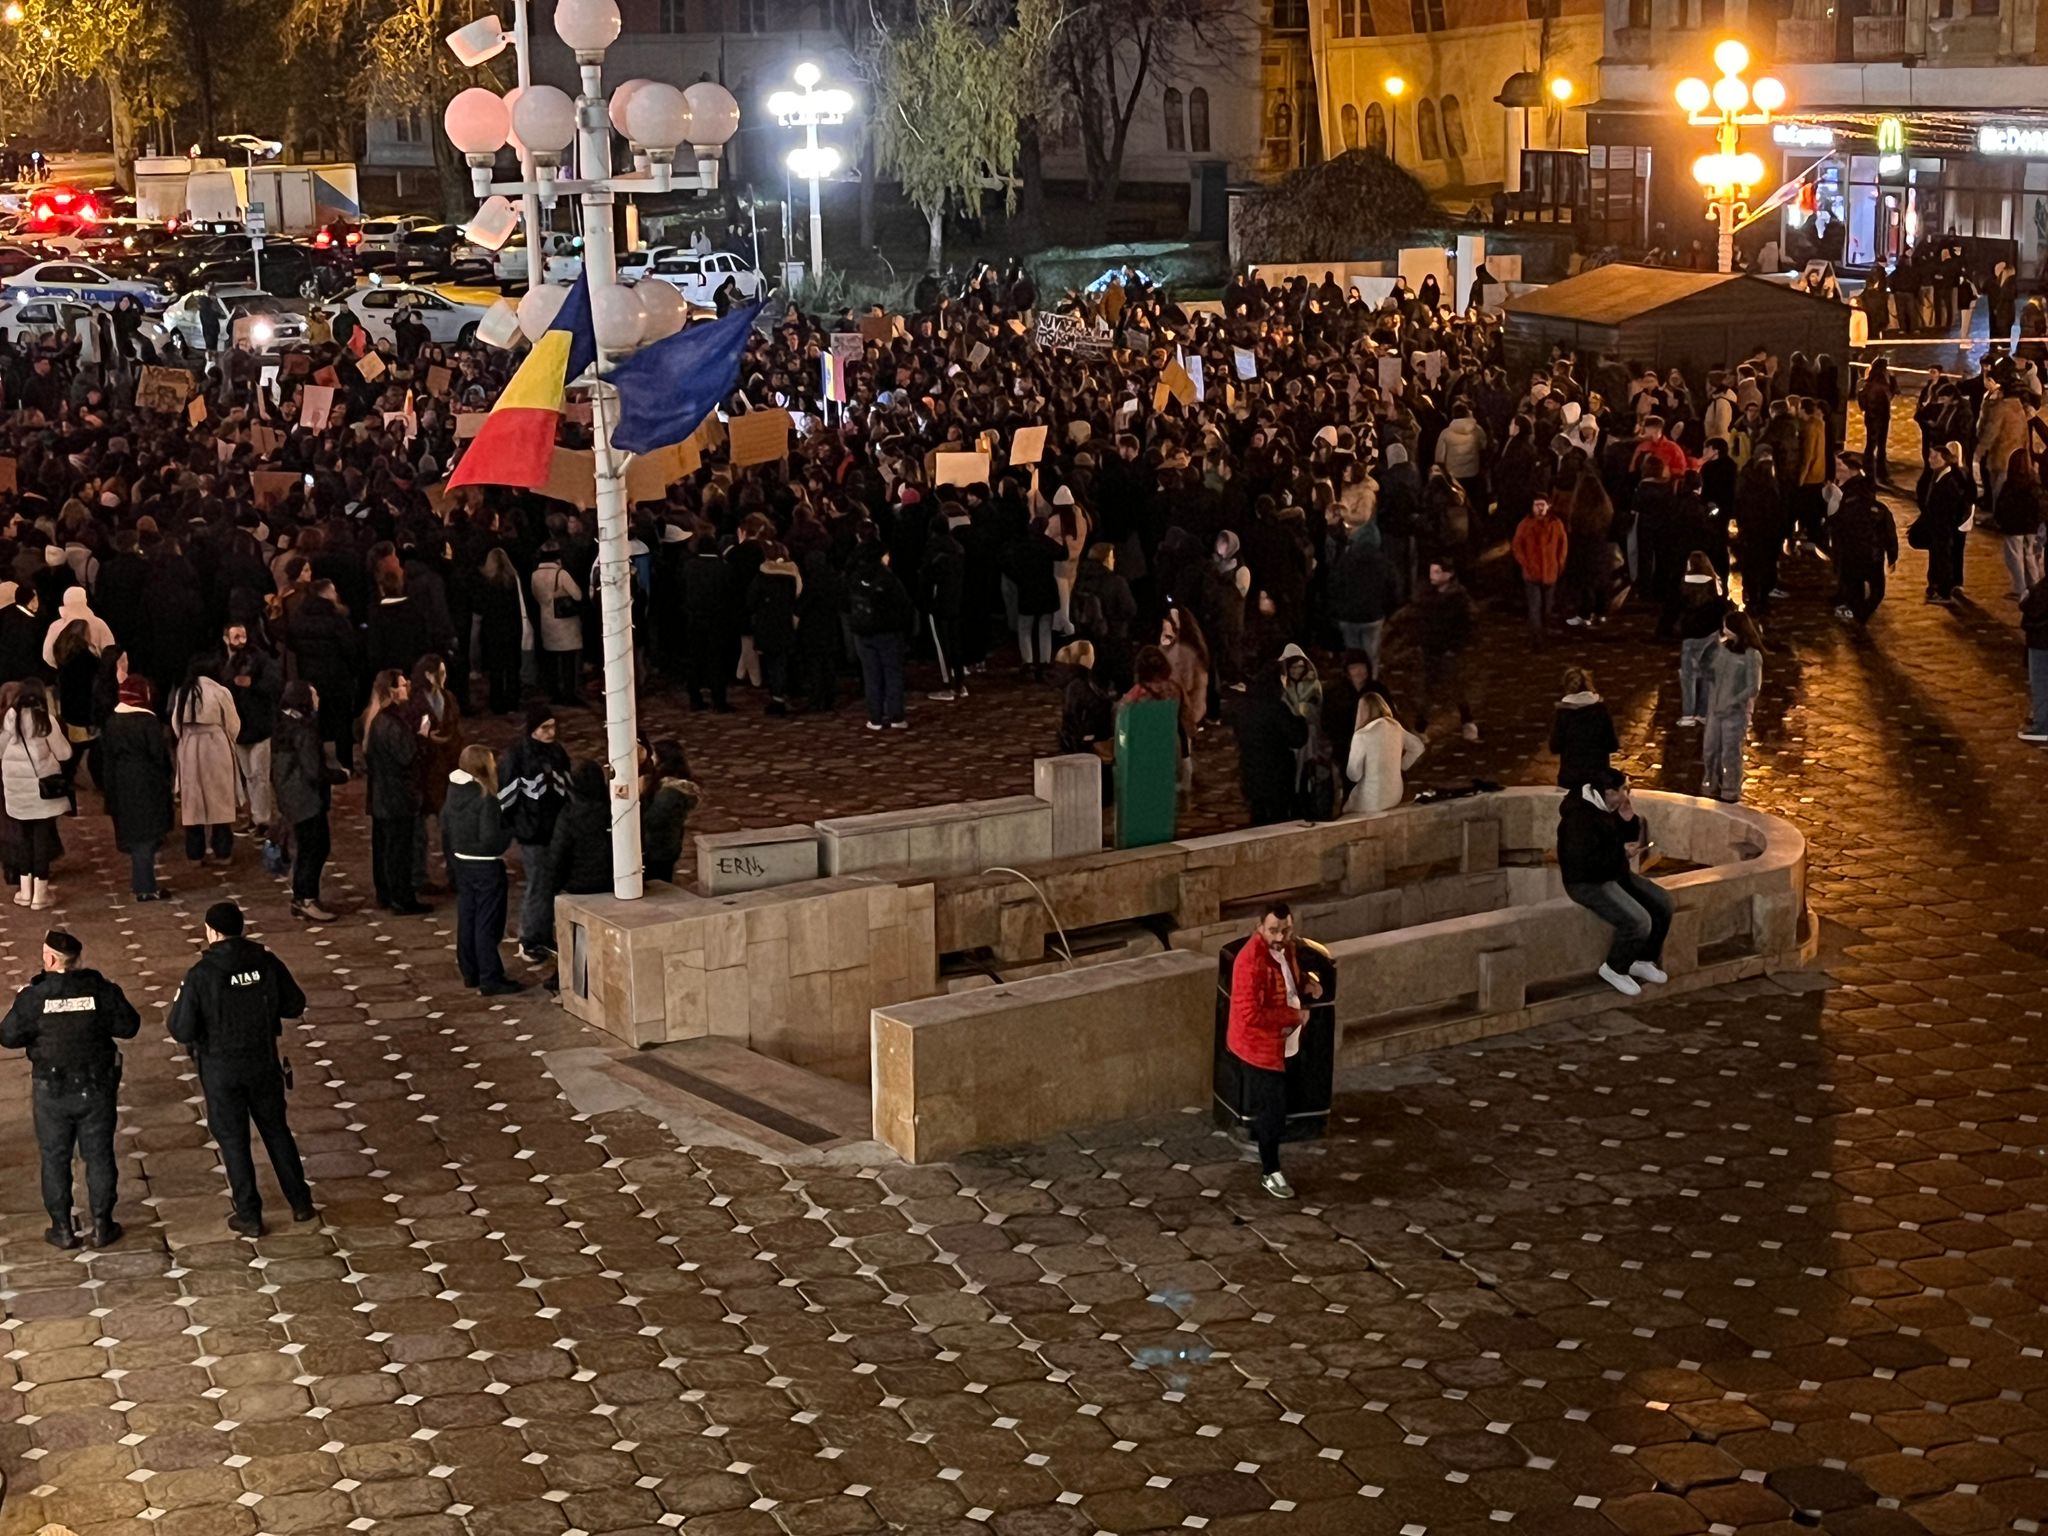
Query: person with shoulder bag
2 679 72 910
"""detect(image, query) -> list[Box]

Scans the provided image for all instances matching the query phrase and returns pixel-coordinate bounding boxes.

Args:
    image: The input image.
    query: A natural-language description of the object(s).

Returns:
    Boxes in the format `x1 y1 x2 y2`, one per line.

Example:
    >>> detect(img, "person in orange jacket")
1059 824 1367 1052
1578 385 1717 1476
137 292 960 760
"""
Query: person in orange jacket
1511 495 1571 643
1226 901 1323 1199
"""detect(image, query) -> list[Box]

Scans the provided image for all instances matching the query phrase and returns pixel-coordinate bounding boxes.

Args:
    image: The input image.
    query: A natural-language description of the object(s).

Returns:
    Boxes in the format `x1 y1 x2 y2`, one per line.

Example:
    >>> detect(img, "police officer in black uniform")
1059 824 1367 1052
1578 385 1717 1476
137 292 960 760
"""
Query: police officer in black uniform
1 929 141 1249
167 901 315 1237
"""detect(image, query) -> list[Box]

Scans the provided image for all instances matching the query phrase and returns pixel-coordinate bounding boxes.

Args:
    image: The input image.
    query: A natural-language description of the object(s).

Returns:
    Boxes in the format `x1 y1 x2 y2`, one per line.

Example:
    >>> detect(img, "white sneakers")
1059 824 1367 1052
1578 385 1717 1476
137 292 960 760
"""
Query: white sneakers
2020 729 2048 744
1598 964 1642 996
1260 1171 1295 1200
1461 722 1480 743
1599 960 1670 996
28 878 53 911
1676 715 1702 727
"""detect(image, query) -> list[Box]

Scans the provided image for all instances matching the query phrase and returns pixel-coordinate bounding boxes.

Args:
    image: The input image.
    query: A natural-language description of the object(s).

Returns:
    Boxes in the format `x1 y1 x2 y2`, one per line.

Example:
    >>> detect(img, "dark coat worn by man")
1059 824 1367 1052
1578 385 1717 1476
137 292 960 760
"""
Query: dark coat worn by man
167 905 315 1235
1 932 140 1248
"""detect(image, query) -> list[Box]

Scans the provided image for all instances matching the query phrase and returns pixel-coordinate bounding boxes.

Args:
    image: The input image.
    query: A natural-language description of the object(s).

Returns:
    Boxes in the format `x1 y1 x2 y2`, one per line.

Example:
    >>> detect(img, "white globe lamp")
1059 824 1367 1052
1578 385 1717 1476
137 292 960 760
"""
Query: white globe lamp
637 278 689 341
553 0 621 54
590 281 648 352
512 84 578 155
683 81 740 147
516 283 570 341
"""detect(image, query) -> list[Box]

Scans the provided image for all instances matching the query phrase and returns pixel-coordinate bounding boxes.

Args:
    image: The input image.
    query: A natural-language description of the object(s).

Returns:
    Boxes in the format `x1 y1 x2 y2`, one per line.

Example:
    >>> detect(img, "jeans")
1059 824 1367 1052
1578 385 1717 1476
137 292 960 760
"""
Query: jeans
293 813 328 903
517 841 555 950
371 815 416 908
198 1053 311 1220
1678 636 1715 718
2029 648 2048 735
2002 532 2045 599
1702 703 1752 800
854 633 906 725
234 739 272 829
185 824 233 861
128 838 159 896
34 1079 118 1226
1565 872 1674 972
1240 1062 1287 1176
1016 613 1054 666
1337 619 1384 671
454 860 510 987
1523 580 1557 640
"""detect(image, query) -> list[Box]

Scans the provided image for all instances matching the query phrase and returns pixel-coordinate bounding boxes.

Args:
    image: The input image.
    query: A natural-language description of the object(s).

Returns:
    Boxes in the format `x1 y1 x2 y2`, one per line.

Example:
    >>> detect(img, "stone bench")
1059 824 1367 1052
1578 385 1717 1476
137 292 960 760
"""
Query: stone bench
871 951 1213 1163
695 824 821 895
817 795 1053 878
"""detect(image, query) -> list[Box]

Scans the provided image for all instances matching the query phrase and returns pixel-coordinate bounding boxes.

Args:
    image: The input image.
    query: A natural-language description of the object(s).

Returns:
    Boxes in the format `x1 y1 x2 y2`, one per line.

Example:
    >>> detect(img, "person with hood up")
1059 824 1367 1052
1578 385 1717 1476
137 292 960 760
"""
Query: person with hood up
269 681 335 922
1432 403 1490 518
168 660 240 866
1198 531 1252 692
919 513 970 701
1343 693 1425 816
39 587 113 667
1278 643 1331 817
3 680 70 909
1700 609 1766 802
1558 769 1671 998
1510 494 1569 644
499 704 572 962
548 760 615 898
847 527 916 730
1550 666 1619 789
285 579 358 773
1235 654 1311 827
638 739 700 885
101 674 173 901
442 744 523 995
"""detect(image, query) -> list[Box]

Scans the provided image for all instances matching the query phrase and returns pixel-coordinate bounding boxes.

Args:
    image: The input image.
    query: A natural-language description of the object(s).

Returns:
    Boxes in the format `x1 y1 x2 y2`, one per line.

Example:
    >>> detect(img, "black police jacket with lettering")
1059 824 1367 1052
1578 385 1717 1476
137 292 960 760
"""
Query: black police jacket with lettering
0 967 142 1089
167 937 307 1060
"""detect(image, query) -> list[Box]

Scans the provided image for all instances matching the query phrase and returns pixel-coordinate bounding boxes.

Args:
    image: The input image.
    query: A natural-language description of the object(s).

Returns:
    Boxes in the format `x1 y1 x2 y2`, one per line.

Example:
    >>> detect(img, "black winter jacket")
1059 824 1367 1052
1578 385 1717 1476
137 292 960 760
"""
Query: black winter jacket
497 734 570 844
167 937 306 1060
548 790 613 895
269 708 328 826
1 966 141 1088
1557 788 1646 887
364 709 421 819
101 707 174 851
442 773 512 862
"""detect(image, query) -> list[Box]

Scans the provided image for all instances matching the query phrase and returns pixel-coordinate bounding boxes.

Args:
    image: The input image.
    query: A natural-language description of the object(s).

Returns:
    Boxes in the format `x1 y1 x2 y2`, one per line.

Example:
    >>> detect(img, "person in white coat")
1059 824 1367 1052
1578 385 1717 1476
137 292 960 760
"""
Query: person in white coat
530 549 583 705
41 587 115 667
1343 693 1425 815
168 663 242 865
2 681 72 909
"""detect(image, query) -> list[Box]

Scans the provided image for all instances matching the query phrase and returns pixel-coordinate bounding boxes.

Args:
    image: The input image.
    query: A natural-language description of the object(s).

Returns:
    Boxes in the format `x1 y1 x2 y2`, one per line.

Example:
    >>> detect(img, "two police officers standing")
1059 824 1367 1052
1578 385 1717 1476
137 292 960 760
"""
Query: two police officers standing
168 902 316 1237
1 930 141 1249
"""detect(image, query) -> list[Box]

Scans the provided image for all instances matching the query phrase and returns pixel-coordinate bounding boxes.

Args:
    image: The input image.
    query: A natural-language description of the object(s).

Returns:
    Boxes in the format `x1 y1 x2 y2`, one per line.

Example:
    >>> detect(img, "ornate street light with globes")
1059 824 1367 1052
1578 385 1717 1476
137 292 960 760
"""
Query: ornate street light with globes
443 0 740 900
1675 39 1787 274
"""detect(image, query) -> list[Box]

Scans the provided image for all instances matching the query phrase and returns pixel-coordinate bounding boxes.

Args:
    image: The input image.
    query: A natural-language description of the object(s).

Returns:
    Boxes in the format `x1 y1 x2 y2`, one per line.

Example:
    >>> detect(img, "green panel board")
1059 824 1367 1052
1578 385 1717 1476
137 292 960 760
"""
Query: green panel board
1114 697 1180 849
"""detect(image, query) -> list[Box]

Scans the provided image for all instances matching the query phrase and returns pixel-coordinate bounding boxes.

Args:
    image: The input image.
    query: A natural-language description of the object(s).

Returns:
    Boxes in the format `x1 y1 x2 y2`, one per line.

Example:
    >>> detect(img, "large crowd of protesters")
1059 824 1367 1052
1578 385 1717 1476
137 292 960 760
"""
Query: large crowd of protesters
3 247 2047 996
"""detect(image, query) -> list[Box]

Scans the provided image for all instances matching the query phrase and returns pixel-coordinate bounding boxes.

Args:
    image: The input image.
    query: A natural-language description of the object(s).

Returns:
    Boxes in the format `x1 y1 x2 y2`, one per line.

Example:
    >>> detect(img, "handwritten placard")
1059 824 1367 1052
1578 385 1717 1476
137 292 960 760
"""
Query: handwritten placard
425 364 452 397
136 367 191 412
186 394 206 427
0 456 16 493
931 450 990 488
356 352 386 383
1009 425 1047 466
299 384 335 430
727 408 791 468
454 411 486 440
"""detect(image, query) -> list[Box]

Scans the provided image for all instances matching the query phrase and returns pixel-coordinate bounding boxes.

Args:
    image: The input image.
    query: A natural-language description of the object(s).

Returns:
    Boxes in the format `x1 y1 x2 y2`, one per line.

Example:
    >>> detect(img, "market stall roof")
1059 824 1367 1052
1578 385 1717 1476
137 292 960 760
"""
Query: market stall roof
1502 265 1761 325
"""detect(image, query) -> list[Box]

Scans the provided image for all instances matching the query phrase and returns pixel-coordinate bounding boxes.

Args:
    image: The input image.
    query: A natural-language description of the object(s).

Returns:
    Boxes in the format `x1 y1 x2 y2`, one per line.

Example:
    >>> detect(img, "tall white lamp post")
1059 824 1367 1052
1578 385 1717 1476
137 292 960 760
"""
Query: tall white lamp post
767 62 852 281
444 0 740 900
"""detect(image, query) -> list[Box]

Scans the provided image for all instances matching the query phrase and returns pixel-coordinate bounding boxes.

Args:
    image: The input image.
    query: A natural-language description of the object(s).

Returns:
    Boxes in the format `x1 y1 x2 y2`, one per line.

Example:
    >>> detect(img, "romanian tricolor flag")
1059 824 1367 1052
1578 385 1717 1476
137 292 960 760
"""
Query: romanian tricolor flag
447 276 598 492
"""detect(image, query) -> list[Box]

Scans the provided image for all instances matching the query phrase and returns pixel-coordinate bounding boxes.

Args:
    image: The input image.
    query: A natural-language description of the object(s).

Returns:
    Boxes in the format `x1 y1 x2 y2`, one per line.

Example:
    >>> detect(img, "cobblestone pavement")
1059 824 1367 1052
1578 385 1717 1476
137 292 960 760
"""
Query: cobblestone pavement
3 501 2047 1536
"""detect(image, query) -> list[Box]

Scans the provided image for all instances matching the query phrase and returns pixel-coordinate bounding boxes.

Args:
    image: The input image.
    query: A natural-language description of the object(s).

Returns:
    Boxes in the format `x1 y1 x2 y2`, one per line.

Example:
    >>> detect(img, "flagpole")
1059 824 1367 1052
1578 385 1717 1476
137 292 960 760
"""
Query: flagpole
575 56 644 902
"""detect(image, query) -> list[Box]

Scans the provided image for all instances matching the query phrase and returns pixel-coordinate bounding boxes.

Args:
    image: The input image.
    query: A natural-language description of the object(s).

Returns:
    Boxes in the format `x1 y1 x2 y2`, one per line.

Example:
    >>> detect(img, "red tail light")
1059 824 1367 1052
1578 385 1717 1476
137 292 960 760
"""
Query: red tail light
347 231 362 246
314 229 332 248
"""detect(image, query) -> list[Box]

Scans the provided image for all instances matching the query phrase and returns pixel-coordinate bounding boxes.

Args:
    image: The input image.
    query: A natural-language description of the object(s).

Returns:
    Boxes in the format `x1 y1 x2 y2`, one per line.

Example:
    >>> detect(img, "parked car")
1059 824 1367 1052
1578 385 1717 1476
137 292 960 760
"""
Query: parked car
161 286 308 350
342 279 491 346
140 232 257 291
0 295 169 348
356 215 438 270
643 249 764 307
385 223 494 282
494 229 584 288
183 241 354 300
0 243 43 278
1 258 170 311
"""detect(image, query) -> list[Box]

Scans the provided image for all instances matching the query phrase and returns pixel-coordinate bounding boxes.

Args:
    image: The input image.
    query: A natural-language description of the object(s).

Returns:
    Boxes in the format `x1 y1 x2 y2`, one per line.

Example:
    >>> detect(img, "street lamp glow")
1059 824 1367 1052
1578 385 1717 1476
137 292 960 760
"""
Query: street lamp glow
1712 38 1749 76
772 61 852 279
1711 73 1749 113
793 60 821 89
1550 77 1573 102
1752 76 1786 112
1384 75 1406 98
1675 76 1711 114
2 4 24 25
788 144 841 179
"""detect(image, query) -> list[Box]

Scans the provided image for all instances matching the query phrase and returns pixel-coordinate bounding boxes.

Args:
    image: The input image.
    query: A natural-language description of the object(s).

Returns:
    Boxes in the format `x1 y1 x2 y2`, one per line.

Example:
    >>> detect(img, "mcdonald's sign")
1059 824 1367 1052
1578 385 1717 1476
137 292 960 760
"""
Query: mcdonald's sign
1877 116 1905 176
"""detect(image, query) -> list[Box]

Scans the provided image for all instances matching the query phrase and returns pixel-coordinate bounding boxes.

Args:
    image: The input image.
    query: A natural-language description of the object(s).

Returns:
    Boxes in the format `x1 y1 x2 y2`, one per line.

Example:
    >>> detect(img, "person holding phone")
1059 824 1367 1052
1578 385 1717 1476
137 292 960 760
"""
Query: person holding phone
1558 768 1672 997
1226 902 1323 1200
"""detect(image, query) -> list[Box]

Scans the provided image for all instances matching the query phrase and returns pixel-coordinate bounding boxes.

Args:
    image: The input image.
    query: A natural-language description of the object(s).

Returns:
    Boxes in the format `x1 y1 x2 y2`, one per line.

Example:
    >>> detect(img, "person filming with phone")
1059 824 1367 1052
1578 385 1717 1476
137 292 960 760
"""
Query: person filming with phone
1226 901 1324 1201
1559 768 1673 998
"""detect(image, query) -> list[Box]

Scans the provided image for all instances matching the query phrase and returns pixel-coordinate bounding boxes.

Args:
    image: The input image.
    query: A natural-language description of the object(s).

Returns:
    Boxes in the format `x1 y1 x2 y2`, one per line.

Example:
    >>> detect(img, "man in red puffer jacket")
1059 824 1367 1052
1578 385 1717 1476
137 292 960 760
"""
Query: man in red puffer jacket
1227 901 1321 1200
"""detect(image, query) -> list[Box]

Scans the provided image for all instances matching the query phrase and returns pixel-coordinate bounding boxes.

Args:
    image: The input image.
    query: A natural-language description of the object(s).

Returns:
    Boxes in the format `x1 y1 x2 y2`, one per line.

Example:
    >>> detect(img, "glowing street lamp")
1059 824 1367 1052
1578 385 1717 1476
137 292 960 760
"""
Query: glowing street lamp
1676 38 1786 273
1384 75 1406 166
767 62 854 281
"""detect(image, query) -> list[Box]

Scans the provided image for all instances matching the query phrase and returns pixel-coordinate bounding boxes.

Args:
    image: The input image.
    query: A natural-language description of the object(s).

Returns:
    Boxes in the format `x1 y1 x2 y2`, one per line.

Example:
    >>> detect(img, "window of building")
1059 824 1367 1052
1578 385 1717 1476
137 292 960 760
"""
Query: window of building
1272 0 1309 29
1525 0 1553 16
1164 87 1186 151
1626 0 1652 25
1341 103 1360 150
1189 88 1210 151
1365 101 1387 151
1441 94 1468 156
658 0 684 29
1416 97 1442 158
1408 0 1446 29
1339 0 1358 33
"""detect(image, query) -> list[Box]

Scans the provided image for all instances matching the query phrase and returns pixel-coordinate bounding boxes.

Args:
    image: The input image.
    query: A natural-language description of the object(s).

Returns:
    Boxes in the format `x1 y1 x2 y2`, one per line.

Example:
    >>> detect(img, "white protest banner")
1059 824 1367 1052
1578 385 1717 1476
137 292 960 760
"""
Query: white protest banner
299 384 335 430
1184 354 1206 403
1375 353 1404 394
1416 350 1445 385
1233 347 1257 381
1034 311 1112 356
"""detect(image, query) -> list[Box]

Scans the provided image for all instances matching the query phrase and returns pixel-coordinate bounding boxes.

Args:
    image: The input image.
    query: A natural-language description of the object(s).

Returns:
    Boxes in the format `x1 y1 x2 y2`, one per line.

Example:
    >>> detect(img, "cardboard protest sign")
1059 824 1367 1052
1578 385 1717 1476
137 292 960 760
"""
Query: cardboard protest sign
538 447 599 510
455 411 486 440
186 394 206 427
136 367 191 412
250 470 300 509
313 366 340 386
829 332 864 367
298 384 335 430
0 457 16 493
248 422 281 459
1151 380 1171 413
626 440 698 502
931 451 990 488
1034 311 1112 356
425 364 453 397
1161 360 1197 409
1009 424 1047 466
858 313 898 343
356 352 386 383
967 342 990 368
1415 350 1445 385
1184 355 1205 404
283 353 311 377
727 408 791 468
215 437 236 465
1375 353 1404 393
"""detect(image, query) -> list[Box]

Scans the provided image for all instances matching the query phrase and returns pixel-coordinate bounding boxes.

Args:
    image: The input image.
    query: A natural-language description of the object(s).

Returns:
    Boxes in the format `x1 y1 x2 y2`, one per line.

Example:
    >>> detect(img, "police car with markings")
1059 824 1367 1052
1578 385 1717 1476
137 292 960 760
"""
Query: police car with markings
2 258 170 312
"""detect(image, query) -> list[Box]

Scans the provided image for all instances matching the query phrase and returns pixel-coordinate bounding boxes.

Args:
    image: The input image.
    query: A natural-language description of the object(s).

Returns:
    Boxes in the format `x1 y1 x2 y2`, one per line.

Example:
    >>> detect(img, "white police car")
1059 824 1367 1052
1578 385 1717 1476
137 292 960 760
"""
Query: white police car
0 295 169 348
2 259 170 312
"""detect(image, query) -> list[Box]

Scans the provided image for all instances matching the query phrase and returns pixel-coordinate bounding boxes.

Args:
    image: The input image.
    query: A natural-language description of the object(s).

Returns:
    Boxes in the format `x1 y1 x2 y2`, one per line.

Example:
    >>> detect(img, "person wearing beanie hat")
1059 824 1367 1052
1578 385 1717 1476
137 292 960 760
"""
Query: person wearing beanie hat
2 927 142 1250
498 703 572 963
168 900 316 1237
101 673 175 901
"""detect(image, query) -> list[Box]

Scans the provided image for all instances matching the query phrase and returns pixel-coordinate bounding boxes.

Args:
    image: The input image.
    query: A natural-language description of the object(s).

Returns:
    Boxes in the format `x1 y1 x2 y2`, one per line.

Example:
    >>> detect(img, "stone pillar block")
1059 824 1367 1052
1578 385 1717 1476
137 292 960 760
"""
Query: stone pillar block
996 900 1048 967
1461 818 1501 873
1665 905 1702 976
1342 839 1387 896
1173 867 1220 930
695 825 821 895
1035 754 1105 859
1475 947 1527 1014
